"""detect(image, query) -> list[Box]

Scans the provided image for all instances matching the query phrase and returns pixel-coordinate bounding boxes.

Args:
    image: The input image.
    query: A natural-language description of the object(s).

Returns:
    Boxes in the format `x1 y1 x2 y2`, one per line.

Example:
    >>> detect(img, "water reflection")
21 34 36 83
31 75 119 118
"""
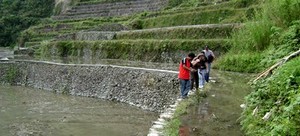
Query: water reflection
0 86 158 136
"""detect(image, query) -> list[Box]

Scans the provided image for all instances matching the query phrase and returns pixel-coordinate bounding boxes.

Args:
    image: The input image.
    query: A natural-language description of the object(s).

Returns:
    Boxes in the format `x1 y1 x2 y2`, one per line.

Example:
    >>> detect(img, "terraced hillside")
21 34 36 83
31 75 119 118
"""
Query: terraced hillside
53 0 167 20
20 0 257 63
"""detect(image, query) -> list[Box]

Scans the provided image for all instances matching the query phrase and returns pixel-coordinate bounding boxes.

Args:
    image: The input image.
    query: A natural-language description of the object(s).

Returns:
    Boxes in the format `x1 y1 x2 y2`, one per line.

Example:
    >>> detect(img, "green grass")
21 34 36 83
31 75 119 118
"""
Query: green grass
146 1 236 17
214 51 263 73
116 24 240 39
139 8 251 29
241 57 300 135
217 0 300 73
25 42 41 47
163 96 196 135
164 90 205 135
76 0 134 5
21 0 256 44
211 0 300 135
35 39 231 62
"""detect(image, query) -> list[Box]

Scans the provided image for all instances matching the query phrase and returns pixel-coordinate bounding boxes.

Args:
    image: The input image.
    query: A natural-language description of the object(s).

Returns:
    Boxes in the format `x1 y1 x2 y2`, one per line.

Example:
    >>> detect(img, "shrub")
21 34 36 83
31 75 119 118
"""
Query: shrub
241 57 300 135
214 52 263 72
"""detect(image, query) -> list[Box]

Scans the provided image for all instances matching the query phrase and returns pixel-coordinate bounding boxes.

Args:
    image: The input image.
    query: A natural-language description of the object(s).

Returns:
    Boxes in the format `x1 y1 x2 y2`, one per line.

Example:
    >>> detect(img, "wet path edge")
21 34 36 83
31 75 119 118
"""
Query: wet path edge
180 71 252 136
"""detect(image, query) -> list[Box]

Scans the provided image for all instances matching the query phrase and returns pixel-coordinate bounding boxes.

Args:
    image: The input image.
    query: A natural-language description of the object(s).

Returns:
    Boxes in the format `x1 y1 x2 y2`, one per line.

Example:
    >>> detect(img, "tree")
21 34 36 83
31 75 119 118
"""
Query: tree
0 0 55 47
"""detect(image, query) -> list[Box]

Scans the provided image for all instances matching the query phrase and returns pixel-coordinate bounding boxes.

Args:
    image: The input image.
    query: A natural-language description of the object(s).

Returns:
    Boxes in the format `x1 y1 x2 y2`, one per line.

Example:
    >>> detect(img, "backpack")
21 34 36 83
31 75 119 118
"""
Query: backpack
207 54 214 63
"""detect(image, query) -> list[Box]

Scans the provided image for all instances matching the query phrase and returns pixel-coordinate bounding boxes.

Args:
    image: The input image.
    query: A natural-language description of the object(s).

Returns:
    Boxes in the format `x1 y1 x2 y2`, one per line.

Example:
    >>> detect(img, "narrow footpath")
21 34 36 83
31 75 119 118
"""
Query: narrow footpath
148 70 252 136
180 71 252 136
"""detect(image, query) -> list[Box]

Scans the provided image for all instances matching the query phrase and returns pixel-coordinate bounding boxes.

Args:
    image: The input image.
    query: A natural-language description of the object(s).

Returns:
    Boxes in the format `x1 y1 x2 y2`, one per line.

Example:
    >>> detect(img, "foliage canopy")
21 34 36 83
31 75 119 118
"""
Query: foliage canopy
0 0 54 47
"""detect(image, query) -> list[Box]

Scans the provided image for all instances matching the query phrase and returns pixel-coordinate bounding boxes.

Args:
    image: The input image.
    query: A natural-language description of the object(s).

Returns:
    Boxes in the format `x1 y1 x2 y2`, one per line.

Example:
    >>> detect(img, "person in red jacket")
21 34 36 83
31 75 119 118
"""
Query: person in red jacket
178 53 196 99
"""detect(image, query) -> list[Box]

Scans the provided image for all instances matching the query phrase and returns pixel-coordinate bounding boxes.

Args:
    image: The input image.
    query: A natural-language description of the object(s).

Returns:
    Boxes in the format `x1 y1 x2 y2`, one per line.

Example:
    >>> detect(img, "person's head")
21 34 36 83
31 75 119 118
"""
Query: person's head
198 52 205 60
205 45 209 51
187 53 196 60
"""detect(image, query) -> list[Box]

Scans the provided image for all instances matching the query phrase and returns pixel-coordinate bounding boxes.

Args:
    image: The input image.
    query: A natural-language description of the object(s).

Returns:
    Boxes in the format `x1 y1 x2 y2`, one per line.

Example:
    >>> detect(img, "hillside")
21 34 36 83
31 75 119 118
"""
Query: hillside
18 0 256 63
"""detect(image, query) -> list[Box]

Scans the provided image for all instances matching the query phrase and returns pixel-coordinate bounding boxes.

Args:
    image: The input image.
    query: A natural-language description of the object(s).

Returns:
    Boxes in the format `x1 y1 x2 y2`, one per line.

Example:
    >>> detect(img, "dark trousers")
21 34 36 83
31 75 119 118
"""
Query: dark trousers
191 71 199 90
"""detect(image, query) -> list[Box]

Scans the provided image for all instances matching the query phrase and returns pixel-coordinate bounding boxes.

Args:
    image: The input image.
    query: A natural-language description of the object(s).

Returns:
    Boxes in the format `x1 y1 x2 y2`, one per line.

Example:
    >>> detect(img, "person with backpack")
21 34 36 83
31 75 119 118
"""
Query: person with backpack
178 53 196 99
203 46 215 82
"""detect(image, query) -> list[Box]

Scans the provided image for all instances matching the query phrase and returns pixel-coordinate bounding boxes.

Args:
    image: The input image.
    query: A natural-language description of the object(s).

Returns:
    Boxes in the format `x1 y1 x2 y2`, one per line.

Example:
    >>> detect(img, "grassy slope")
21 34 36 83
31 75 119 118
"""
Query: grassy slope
22 0 252 43
36 39 231 62
21 0 254 64
214 0 300 135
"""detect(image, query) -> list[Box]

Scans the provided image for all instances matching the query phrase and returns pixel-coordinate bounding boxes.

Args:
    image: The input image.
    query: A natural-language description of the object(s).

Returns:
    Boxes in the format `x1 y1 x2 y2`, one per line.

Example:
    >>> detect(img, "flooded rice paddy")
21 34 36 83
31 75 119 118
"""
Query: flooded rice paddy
0 86 158 136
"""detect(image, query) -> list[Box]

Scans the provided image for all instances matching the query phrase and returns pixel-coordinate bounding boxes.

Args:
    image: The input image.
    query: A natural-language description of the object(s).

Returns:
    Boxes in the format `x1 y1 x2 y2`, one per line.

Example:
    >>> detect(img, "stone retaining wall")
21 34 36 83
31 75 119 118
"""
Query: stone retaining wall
53 0 168 20
0 60 179 112
76 31 116 40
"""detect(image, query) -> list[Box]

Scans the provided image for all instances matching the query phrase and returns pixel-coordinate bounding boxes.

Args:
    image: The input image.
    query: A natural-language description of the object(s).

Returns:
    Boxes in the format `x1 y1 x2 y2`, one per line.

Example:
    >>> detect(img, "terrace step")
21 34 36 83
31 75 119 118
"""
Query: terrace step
71 0 165 10
66 0 164 15
34 39 231 63
116 23 243 39
53 0 167 20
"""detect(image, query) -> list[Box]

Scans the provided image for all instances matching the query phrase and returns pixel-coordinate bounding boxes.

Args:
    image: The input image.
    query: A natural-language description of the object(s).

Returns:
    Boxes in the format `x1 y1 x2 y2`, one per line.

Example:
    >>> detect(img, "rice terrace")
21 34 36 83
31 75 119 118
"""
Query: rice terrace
0 0 300 135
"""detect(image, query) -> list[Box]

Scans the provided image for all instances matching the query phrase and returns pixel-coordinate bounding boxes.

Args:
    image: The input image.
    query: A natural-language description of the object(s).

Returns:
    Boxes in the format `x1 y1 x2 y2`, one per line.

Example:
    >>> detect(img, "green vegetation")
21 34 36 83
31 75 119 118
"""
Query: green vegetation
241 57 300 135
139 8 249 29
3 0 300 135
36 39 230 62
0 0 55 47
19 0 254 49
76 0 134 5
164 90 204 135
5 66 19 85
116 24 238 39
215 0 300 72
213 0 300 135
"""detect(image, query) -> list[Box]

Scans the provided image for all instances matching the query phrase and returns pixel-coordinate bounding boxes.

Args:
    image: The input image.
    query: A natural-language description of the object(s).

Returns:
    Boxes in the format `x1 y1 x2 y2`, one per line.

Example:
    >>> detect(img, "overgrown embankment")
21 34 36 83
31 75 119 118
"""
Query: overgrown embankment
215 0 300 135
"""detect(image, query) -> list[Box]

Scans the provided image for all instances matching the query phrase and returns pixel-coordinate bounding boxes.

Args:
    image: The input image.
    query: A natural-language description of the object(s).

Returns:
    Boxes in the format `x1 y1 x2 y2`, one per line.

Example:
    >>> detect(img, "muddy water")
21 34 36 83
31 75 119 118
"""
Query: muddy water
0 86 158 136
181 71 252 136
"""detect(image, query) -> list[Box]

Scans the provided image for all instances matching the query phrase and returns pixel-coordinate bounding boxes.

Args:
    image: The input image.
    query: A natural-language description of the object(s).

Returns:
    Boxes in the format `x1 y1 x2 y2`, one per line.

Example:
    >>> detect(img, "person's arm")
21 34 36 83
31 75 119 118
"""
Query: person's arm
182 58 193 71
183 64 191 71
210 50 215 58
205 62 209 73
191 58 200 66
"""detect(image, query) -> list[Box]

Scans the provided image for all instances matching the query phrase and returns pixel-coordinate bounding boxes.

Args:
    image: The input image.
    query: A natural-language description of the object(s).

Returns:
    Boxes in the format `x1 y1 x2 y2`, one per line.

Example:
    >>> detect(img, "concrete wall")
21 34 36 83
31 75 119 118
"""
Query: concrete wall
0 60 179 112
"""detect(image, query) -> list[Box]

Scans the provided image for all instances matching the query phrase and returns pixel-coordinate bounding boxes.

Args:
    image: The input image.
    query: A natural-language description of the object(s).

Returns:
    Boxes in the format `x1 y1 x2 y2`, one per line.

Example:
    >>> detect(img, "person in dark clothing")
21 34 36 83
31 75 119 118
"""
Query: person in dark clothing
190 59 199 90
191 52 208 89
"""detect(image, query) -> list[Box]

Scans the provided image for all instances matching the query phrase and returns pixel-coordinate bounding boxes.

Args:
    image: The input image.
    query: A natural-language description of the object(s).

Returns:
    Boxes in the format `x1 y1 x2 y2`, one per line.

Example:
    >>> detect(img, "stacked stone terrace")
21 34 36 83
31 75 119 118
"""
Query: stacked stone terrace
22 0 252 63
53 0 168 20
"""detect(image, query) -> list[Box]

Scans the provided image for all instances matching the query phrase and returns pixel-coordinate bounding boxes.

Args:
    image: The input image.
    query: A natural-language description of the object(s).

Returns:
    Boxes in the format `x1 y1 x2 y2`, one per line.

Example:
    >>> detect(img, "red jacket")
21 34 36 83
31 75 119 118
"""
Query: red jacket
178 57 191 80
